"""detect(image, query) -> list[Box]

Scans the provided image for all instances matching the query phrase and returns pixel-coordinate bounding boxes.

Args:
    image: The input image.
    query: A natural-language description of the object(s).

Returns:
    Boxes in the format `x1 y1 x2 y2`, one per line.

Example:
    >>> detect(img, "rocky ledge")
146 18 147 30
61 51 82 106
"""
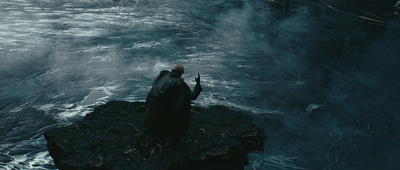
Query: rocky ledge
44 101 266 170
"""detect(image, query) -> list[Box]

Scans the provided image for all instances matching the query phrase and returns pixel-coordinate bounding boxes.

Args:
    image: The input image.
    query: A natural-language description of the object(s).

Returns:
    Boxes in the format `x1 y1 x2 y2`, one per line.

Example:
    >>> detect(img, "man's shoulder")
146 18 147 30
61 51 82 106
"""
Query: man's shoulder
154 70 170 83
159 70 170 75
169 74 185 86
172 76 185 84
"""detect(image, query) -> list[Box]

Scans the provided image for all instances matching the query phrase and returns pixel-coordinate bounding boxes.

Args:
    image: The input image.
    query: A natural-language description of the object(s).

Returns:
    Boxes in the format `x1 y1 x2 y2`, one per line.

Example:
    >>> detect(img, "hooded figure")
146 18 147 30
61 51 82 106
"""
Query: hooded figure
144 64 202 138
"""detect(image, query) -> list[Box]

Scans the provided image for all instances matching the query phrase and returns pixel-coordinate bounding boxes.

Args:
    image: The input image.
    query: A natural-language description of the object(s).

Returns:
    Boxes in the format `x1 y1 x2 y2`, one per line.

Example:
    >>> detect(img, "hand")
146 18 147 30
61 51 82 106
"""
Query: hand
195 73 200 84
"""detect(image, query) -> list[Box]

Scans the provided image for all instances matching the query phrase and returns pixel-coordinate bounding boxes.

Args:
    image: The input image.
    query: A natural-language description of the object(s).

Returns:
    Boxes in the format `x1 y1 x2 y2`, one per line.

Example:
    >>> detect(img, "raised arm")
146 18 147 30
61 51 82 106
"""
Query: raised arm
191 73 202 100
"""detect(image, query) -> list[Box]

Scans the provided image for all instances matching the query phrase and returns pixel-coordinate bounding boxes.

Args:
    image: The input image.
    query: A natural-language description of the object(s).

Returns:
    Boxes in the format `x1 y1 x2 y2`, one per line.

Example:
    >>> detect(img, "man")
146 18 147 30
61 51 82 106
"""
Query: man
138 64 202 146
395 0 400 16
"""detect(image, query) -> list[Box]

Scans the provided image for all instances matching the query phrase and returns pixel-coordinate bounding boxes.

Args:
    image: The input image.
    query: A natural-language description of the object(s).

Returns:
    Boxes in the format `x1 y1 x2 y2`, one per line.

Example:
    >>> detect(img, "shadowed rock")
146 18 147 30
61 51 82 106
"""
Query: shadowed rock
44 101 266 170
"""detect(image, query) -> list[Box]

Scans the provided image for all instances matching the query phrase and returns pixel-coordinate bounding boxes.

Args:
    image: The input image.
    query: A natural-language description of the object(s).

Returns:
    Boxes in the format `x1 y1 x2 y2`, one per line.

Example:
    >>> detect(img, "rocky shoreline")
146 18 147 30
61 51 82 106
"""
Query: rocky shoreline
44 101 266 170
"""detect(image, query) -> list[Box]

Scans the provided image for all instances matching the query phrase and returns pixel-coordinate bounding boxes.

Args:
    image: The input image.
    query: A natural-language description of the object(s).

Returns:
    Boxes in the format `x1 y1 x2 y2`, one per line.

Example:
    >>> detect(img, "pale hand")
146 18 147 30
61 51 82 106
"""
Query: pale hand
195 73 200 84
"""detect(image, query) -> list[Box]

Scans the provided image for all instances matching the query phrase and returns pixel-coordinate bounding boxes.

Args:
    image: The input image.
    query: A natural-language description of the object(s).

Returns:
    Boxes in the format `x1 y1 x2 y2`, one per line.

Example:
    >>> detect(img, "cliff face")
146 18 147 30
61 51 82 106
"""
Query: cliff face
44 101 266 170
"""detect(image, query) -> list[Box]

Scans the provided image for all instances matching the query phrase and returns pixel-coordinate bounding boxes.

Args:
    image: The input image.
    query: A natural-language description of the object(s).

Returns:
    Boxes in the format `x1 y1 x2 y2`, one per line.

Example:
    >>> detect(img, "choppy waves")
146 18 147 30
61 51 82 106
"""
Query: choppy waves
1 0 399 169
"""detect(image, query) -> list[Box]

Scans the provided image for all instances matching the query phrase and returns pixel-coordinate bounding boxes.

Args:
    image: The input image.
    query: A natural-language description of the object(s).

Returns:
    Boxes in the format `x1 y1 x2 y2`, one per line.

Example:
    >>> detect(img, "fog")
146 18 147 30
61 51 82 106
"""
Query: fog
0 0 399 169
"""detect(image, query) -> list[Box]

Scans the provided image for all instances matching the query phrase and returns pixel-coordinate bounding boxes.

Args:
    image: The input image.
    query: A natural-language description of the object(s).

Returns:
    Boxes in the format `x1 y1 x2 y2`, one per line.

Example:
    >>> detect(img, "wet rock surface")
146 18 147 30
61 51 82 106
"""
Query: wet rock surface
44 101 266 170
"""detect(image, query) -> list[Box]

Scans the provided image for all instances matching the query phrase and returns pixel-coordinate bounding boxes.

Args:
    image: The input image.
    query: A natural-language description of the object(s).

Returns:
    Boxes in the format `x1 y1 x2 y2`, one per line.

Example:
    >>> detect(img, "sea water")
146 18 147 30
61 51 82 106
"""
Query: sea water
1 0 399 169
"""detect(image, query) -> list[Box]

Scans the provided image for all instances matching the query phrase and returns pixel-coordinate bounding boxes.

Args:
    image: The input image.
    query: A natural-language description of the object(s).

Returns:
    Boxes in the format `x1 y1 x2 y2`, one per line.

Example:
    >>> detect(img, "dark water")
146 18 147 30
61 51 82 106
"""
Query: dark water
1 0 399 169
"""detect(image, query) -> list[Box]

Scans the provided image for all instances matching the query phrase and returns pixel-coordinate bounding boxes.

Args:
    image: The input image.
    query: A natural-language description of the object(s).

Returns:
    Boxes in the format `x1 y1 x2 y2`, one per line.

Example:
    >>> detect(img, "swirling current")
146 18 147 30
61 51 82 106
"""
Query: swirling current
0 0 399 169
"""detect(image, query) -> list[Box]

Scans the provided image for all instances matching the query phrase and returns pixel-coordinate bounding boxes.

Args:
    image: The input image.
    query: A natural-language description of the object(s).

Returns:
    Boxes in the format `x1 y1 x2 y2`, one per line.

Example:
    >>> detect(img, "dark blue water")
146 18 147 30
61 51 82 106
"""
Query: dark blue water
1 0 399 169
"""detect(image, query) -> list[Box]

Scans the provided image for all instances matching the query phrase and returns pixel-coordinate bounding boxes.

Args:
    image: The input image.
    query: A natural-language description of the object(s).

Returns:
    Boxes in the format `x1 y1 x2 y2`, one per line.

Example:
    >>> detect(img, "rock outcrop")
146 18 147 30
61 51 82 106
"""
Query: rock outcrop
44 101 266 170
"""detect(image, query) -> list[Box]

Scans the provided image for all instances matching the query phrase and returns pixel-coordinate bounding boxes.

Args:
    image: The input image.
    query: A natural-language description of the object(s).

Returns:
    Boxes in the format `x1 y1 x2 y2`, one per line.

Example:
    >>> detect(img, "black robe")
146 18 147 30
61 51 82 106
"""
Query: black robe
144 70 202 137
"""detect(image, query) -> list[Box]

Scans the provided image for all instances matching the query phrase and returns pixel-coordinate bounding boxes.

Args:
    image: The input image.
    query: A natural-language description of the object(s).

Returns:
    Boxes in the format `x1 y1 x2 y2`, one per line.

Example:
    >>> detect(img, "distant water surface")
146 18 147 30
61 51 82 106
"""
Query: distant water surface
0 0 399 169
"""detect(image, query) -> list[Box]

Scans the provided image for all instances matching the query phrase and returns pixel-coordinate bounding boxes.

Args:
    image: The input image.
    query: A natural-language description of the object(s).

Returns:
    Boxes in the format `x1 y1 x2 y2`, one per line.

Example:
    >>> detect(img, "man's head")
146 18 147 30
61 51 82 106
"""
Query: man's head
174 64 184 75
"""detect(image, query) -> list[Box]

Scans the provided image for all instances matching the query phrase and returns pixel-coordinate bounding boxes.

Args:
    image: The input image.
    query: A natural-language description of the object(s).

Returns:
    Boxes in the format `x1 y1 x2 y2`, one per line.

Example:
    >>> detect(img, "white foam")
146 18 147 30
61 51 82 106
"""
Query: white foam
35 104 54 112
196 92 269 114
81 90 110 106
9 101 31 113
306 104 320 115
248 153 305 170
1 151 55 170
56 105 89 122
0 135 56 169
55 86 116 122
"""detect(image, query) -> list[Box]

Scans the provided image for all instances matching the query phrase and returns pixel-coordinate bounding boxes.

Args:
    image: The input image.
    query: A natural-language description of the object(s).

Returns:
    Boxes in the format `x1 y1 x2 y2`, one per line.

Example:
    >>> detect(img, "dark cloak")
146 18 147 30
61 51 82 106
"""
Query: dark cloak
145 70 202 137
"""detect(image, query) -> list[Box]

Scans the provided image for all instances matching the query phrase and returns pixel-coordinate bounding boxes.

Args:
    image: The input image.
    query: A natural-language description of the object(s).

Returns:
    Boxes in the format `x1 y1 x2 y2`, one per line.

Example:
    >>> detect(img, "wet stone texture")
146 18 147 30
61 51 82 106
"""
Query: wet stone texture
44 101 266 170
